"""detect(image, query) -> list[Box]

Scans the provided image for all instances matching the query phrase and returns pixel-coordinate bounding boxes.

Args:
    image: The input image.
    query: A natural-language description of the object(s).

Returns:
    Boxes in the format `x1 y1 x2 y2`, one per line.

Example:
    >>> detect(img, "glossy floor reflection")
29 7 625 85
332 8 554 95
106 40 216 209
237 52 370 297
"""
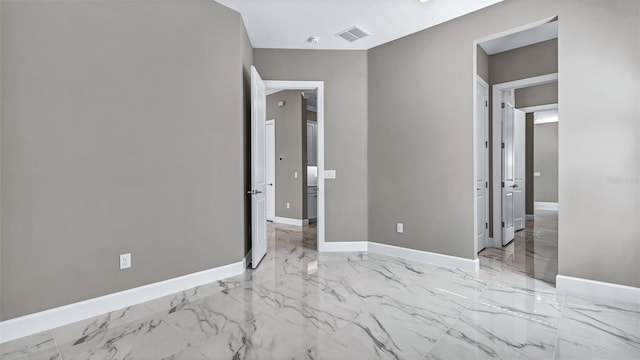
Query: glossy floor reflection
2 214 639 359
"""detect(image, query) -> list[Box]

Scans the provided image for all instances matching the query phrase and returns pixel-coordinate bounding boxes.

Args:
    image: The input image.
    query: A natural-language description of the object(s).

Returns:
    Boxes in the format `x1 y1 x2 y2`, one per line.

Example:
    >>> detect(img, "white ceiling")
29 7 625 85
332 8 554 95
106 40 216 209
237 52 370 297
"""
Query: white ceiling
479 20 557 55
215 0 503 50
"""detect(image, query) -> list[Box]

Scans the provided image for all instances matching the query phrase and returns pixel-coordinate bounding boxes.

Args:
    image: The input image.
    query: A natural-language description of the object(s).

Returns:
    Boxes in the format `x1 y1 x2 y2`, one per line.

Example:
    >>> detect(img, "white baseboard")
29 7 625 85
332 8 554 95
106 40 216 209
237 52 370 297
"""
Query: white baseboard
0 257 248 344
525 214 535 220
274 216 306 226
556 275 640 304
319 241 368 252
534 202 558 211
368 242 479 273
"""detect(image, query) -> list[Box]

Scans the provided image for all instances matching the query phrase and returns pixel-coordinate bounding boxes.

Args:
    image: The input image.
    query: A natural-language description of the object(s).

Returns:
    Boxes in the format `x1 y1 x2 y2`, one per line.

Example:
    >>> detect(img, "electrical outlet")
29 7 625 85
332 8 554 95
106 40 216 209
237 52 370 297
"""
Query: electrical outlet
286 202 290 209
120 253 131 269
396 223 404 233
294 171 298 179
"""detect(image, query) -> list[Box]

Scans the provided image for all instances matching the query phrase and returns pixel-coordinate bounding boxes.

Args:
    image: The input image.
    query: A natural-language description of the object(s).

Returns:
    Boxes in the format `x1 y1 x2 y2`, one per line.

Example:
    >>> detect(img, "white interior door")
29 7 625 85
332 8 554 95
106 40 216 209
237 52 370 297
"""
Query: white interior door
502 91 516 245
476 78 489 252
266 120 275 222
514 109 526 231
250 66 267 268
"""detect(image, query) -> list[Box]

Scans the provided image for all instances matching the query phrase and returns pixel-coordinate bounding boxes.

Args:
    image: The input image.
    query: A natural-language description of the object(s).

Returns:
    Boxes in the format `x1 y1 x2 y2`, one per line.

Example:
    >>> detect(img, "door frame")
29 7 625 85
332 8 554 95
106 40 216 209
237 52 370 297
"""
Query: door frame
490 73 558 247
263 80 326 251
265 119 275 222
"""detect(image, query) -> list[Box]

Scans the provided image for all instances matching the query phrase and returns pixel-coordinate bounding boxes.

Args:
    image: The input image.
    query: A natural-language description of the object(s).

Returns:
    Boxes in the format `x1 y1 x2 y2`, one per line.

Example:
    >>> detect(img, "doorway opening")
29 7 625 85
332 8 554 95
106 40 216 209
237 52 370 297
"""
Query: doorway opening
472 19 559 283
264 89 320 252
249 66 325 268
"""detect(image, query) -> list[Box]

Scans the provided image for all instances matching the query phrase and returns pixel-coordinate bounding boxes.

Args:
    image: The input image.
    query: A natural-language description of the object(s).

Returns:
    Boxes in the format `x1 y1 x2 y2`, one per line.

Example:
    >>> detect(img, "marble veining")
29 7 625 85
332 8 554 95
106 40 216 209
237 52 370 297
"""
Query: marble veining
3 211 639 359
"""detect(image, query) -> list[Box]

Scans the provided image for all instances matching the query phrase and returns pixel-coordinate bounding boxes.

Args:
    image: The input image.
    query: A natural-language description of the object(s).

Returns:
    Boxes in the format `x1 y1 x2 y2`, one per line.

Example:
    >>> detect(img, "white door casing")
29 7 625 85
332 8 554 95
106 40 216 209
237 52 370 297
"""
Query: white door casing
514 109 526 231
266 120 275 222
476 76 489 252
502 90 516 245
250 66 267 268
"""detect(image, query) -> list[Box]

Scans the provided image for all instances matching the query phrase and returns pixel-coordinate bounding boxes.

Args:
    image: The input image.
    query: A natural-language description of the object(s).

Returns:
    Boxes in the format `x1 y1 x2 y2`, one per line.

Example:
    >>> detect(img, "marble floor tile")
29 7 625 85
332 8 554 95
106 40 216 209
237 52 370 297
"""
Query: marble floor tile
57 314 190 360
159 346 208 360
426 301 559 359
5 210 640 360
554 297 640 359
190 312 318 360
0 331 59 360
51 305 154 346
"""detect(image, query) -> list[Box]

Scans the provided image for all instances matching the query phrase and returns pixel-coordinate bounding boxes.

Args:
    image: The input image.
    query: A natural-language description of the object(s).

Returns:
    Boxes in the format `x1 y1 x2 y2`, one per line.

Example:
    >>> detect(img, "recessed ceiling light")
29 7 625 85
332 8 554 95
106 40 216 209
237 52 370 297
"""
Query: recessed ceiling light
307 36 319 44
418 0 430 2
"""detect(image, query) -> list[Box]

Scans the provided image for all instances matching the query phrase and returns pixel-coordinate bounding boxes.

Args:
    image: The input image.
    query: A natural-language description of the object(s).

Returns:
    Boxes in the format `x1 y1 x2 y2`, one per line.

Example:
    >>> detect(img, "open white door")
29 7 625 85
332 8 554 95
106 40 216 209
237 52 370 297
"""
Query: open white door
250 66 267 268
266 120 275 222
476 77 489 252
502 91 516 245
514 109 526 231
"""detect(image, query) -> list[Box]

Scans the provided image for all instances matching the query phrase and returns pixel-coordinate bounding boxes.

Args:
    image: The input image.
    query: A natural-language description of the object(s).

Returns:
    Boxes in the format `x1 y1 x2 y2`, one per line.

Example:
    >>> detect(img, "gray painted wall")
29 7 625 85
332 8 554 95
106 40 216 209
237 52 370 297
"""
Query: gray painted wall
1 0 249 320
525 113 535 215
534 122 559 202
489 39 558 85
253 50 368 242
516 82 558 109
368 0 639 287
266 91 306 220
477 45 490 83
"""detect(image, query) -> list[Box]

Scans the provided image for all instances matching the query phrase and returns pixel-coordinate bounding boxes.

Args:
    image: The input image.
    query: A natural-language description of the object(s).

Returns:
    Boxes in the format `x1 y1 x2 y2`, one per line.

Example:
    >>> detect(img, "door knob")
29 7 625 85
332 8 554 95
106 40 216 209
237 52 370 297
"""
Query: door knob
512 184 518 188
247 189 263 195
268 183 274 186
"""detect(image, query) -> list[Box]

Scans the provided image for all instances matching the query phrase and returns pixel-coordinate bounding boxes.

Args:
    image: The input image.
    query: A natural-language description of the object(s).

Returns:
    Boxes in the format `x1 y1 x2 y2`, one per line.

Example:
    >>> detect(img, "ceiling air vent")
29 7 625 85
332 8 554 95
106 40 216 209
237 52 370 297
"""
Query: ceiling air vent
336 26 370 42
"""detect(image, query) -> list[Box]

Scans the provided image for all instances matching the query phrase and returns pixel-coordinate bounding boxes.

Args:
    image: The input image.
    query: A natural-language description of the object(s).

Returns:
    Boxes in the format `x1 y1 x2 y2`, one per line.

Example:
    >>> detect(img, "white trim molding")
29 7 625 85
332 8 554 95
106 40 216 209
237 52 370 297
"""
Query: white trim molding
319 241 368 252
274 216 307 226
0 258 247 344
534 202 559 211
368 242 480 273
556 275 640 305
525 214 535 220
518 103 558 114
318 241 480 273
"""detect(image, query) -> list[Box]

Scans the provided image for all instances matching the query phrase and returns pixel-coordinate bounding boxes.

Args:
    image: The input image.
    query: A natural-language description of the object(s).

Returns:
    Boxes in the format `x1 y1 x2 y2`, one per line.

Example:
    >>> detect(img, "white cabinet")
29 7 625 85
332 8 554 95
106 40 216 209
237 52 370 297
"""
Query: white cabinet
307 186 317 221
307 122 317 166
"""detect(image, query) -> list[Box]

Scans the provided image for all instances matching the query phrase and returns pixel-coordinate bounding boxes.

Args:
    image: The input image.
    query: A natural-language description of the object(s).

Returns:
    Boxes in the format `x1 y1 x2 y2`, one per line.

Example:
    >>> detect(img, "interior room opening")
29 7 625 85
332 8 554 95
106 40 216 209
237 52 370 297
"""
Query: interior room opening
264 89 319 252
474 18 559 284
